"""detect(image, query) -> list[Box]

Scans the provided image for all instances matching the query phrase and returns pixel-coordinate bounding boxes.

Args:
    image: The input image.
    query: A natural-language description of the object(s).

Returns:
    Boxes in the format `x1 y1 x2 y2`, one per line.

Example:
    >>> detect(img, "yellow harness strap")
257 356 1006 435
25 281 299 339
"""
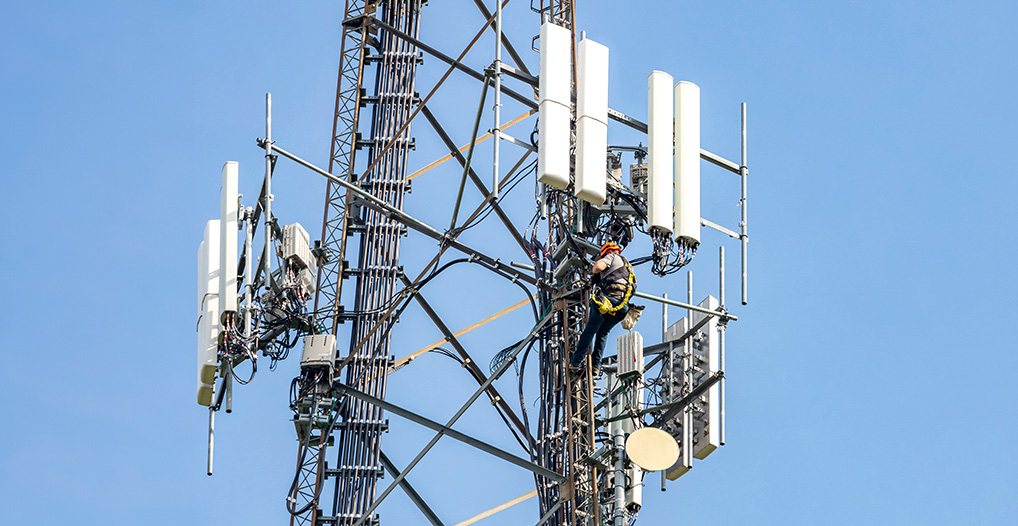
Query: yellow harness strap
591 260 636 315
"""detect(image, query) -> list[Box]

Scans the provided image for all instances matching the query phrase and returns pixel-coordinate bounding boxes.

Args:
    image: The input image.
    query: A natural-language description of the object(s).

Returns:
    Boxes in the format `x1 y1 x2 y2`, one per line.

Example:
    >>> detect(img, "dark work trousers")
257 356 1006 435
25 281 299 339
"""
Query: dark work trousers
570 296 629 370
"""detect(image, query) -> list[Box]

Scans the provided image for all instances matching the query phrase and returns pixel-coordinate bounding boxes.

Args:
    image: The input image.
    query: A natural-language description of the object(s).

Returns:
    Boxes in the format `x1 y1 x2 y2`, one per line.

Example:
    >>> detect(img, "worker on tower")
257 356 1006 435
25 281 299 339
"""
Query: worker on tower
569 241 637 375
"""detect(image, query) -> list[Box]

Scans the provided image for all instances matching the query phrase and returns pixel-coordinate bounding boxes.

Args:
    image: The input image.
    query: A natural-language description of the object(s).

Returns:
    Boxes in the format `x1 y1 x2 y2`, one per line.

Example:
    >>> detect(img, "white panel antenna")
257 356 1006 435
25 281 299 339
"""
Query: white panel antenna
673 82 701 245
663 316 691 480
647 71 674 233
691 295 720 459
219 161 239 318
661 294 721 478
537 21 571 190
617 330 644 378
574 37 609 205
197 220 221 406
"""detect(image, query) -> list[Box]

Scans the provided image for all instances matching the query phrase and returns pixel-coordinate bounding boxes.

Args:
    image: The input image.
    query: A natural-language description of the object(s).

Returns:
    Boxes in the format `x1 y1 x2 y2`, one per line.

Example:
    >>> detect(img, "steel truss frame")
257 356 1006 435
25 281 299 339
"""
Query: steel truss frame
268 123 742 526
276 1 749 525
299 1 602 523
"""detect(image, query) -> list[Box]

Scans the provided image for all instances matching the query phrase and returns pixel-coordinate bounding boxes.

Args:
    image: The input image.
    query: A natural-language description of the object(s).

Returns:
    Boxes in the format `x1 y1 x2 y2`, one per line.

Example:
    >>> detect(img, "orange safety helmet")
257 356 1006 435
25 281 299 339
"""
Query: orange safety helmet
599 241 621 258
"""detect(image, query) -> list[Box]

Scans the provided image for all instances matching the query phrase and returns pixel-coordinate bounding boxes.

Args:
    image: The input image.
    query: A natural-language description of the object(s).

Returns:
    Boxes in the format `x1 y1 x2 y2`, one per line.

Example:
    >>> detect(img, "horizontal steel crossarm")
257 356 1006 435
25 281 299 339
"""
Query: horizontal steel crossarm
646 371 725 426
259 141 539 289
378 450 445 526
333 382 561 483
701 216 740 239
631 291 737 321
347 314 558 526
400 274 537 450
700 148 742 174
499 62 538 87
497 131 537 152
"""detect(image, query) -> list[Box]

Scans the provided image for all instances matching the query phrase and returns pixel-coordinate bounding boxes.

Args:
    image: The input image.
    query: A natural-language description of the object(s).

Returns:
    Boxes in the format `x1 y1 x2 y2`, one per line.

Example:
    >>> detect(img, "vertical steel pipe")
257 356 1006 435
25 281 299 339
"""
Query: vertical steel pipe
718 248 725 314
613 426 625 526
207 405 215 476
684 271 693 468
719 246 726 446
243 207 254 345
264 93 273 291
740 103 747 306
663 291 672 404
493 0 502 198
540 184 547 219
661 295 669 492
224 360 232 414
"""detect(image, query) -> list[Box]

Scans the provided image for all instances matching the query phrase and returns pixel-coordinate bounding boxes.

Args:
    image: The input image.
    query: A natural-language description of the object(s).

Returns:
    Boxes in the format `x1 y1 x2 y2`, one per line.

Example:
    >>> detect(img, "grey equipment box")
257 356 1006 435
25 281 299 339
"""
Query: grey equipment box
301 334 337 370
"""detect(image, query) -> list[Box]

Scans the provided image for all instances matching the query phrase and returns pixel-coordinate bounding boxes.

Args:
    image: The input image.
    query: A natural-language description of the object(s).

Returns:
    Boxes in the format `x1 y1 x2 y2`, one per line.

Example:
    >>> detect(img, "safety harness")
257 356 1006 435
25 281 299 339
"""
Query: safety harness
591 255 637 315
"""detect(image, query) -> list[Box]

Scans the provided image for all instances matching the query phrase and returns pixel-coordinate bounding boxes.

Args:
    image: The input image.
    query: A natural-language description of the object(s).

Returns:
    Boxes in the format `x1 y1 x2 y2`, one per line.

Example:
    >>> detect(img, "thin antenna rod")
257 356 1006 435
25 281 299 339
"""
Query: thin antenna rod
264 93 273 290
740 102 748 305
719 246 726 445
206 406 214 476
224 360 232 413
661 292 669 492
243 206 254 359
492 0 502 198
684 271 693 469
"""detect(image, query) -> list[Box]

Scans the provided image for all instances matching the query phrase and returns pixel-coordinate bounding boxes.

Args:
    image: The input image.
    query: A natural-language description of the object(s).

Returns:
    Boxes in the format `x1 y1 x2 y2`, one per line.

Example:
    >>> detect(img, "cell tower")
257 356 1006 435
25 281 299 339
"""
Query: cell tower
195 2 752 525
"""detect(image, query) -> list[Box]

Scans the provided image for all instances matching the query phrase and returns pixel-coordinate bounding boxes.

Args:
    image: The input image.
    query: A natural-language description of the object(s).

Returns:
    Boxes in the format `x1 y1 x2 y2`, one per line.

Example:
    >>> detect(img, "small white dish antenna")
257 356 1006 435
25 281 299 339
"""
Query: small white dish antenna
625 427 680 471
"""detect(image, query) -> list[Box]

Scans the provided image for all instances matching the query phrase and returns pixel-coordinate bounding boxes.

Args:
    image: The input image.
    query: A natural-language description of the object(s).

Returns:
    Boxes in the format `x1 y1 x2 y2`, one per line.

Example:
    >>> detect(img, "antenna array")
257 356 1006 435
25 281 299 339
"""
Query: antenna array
195 2 752 525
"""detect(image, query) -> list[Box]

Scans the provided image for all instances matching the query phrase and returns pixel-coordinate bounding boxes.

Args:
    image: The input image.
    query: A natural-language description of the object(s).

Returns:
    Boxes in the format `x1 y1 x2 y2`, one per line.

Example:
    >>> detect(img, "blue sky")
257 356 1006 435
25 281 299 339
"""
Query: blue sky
2 1 1017 524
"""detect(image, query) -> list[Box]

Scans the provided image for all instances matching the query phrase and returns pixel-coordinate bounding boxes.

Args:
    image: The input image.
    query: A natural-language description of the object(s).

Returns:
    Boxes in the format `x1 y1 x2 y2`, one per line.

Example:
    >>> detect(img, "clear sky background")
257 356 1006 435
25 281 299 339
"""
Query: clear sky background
2 1 1017 524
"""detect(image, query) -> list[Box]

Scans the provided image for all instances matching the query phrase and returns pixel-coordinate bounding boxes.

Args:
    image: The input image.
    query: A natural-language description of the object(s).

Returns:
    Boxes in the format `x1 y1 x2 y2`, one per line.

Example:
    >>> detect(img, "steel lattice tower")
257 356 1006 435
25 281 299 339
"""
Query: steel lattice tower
307 1 601 524
198 0 750 523
269 1 744 524
301 1 424 524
